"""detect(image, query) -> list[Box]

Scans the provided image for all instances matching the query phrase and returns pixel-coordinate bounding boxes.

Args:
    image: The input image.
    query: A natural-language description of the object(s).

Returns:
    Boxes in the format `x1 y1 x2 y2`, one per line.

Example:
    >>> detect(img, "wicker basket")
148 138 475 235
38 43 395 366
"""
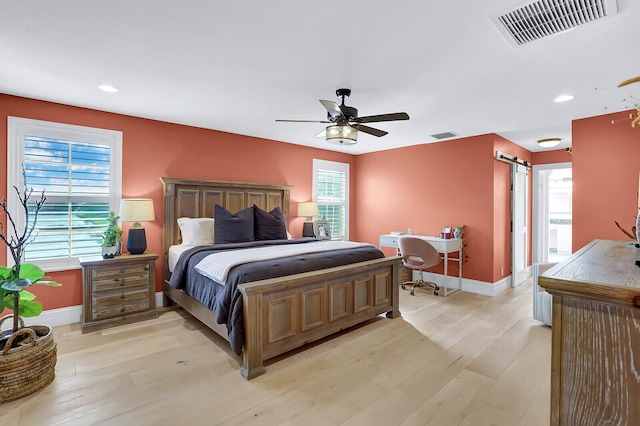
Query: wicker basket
0 315 57 404
399 264 413 284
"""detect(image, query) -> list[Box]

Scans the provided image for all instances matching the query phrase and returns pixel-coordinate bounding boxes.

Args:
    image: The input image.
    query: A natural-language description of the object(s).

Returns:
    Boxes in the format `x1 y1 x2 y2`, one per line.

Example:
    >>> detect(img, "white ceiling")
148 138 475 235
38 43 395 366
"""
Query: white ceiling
1 1 639 155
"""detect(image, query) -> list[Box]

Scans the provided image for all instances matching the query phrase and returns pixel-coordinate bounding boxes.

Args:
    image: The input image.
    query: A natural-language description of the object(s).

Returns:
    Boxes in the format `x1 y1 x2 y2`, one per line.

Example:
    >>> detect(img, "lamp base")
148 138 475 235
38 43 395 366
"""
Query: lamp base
302 221 315 238
127 228 147 255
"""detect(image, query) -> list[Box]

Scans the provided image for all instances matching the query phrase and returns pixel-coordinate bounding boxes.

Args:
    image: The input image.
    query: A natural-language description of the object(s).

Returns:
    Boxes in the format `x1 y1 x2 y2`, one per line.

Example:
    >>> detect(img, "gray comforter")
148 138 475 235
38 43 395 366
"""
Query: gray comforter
169 238 385 355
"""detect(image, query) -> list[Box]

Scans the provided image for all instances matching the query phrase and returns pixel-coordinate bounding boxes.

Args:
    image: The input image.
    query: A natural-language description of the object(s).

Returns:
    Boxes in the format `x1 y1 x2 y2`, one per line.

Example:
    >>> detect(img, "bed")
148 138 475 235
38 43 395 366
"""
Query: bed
160 177 401 379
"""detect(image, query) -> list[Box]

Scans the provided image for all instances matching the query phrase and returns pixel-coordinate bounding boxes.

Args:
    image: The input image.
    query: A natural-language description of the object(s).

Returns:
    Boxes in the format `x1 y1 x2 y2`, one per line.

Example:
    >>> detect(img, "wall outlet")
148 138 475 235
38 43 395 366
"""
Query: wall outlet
500 266 504 276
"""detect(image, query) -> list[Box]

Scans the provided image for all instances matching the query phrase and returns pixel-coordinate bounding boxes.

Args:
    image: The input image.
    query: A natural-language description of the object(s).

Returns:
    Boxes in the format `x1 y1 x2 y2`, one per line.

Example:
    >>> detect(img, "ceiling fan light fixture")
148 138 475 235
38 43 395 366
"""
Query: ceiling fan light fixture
326 124 357 145
538 137 561 148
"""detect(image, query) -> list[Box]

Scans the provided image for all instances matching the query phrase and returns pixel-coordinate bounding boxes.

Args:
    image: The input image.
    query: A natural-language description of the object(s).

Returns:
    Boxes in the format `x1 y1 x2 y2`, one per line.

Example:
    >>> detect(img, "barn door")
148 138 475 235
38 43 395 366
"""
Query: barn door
512 163 529 287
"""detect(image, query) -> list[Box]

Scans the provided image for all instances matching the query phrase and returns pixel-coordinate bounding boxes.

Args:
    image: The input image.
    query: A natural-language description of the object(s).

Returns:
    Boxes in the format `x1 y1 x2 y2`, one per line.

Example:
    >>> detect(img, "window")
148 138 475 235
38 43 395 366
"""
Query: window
7 117 122 271
312 159 349 240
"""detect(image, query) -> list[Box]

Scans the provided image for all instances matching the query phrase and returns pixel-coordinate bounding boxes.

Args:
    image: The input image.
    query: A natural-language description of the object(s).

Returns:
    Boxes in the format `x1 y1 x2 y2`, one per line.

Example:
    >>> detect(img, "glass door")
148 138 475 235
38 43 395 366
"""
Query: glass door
533 163 572 264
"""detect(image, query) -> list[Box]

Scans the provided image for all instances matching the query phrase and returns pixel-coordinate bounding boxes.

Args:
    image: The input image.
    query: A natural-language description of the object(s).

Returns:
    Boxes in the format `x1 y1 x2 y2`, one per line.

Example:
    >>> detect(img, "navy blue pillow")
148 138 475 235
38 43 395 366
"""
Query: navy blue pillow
214 204 255 244
254 204 287 241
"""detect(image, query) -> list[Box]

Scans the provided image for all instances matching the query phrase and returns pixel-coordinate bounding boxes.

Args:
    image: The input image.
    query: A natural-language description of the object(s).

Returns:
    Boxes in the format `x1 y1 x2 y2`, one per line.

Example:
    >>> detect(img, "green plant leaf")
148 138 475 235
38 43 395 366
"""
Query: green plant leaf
0 266 12 281
17 263 45 282
35 279 62 288
17 299 43 317
0 277 32 292
18 289 36 302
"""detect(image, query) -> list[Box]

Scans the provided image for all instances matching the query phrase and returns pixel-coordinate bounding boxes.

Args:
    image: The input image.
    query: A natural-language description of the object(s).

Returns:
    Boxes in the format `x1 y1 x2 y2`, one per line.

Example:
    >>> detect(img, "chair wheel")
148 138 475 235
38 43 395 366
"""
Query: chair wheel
433 292 438 296
402 285 406 290
410 291 415 296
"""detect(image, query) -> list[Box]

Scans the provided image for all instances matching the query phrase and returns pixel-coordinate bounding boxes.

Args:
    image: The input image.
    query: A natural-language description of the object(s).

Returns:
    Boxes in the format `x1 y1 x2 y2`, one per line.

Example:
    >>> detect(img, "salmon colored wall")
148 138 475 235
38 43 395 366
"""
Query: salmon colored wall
572 109 640 250
355 134 522 284
532 148 572 165
0 94 354 312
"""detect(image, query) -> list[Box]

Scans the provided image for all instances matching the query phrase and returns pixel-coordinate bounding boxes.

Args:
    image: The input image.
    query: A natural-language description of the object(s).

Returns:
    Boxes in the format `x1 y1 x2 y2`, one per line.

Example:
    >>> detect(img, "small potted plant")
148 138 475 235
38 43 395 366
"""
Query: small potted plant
100 212 122 259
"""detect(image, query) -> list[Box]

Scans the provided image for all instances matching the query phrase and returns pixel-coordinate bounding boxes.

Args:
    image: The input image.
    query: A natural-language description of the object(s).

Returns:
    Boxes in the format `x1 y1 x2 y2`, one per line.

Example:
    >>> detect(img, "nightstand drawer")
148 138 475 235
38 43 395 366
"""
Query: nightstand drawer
92 287 150 307
91 265 150 292
92 272 149 292
92 299 150 320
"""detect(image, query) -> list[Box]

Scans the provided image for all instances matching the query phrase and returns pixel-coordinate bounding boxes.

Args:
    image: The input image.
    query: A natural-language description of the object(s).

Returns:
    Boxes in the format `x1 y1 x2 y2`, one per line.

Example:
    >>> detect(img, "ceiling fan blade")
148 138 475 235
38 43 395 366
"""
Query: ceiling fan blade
314 129 326 138
355 112 410 123
275 119 331 123
355 124 388 137
319 100 345 120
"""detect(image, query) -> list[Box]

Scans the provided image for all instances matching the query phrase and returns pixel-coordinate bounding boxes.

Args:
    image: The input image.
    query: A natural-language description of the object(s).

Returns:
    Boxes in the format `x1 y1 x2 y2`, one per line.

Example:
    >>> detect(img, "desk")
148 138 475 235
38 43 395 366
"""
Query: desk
379 233 462 296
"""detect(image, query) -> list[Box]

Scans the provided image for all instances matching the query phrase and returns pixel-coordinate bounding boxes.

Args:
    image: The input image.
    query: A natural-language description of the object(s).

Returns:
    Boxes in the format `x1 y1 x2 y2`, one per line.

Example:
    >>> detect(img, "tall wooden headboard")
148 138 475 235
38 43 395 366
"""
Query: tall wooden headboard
160 177 292 280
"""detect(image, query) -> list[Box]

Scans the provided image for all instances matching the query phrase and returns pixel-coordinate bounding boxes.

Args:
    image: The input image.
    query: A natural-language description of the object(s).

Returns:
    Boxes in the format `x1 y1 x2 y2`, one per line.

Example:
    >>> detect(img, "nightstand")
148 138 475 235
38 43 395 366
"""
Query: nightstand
80 253 158 333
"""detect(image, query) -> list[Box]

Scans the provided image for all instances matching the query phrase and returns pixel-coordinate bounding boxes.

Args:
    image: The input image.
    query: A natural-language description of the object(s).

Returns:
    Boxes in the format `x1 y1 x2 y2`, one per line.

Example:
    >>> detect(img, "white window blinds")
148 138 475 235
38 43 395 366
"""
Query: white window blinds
24 137 112 261
313 159 349 240
8 117 122 270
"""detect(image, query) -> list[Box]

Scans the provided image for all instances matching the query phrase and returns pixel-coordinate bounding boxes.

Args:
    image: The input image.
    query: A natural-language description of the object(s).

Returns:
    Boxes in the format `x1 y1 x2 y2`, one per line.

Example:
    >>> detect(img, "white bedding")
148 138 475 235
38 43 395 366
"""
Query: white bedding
168 244 198 273
194 240 373 284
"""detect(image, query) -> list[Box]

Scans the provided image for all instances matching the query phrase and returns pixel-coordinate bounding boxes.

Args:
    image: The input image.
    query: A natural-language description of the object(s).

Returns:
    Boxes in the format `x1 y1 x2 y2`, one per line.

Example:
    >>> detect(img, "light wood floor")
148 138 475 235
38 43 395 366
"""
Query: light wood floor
1 280 551 425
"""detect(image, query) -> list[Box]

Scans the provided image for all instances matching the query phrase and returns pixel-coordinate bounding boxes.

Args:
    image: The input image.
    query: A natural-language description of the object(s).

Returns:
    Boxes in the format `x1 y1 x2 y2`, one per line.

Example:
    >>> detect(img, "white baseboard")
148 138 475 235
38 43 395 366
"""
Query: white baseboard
415 271 512 297
28 275 516 329
13 292 167 328
17 305 82 328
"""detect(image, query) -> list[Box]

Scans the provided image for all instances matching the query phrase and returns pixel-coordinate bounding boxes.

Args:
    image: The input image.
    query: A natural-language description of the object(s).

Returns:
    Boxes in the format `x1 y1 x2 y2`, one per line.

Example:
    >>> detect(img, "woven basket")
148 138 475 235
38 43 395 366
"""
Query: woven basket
399 264 413 284
0 315 57 404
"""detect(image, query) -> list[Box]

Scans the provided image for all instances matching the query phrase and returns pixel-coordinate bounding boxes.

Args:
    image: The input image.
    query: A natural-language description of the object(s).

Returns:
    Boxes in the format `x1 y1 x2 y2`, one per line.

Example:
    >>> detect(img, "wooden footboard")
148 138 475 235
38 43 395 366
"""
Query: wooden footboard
239 256 400 379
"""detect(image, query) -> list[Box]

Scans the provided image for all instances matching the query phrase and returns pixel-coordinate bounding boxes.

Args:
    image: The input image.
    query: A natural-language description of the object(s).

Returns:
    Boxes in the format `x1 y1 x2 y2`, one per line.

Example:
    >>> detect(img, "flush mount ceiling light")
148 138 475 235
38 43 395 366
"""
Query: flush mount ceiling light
553 95 574 103
326 124 358 145
538 137 561 148
98 84 118 93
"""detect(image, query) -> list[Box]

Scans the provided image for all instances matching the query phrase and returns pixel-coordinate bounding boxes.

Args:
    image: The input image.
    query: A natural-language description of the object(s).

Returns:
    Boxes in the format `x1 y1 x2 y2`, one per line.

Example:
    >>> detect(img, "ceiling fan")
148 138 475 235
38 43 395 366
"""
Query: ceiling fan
276 88 410 145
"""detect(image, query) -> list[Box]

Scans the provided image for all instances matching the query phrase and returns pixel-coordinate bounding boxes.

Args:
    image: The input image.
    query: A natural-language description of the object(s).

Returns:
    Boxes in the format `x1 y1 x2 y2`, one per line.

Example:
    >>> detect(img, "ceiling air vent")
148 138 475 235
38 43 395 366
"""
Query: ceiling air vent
491 0 618 47
431 131 458 140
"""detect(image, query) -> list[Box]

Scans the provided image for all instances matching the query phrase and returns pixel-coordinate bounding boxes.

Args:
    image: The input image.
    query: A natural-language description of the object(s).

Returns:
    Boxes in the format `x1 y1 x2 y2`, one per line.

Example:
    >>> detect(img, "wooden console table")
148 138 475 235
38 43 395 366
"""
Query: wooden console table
538 239 640 425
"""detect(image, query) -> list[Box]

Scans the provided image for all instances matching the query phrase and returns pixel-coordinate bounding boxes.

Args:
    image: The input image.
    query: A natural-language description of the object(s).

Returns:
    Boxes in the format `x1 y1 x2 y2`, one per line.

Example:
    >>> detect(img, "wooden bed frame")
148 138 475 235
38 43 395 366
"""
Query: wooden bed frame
160 177 401 379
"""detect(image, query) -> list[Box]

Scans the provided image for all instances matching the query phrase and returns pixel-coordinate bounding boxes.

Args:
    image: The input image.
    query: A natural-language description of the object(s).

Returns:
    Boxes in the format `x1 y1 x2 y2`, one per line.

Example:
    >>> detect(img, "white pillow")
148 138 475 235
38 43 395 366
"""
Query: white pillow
177 217 215 245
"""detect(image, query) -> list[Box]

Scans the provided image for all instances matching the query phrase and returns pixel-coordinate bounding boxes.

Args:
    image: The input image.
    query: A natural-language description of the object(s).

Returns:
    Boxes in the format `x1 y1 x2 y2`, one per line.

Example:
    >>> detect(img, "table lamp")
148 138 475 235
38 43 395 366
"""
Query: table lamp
119 198 155 254
298 201 319 238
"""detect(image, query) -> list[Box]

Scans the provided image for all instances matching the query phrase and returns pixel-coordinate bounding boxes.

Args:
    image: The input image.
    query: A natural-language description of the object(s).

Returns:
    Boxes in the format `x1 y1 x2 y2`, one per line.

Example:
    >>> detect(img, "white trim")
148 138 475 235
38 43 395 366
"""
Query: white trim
6 116 123 270
19 305 82 328
532 162 572 264
418 272 513 297
312 159 350 240
17 292 165 328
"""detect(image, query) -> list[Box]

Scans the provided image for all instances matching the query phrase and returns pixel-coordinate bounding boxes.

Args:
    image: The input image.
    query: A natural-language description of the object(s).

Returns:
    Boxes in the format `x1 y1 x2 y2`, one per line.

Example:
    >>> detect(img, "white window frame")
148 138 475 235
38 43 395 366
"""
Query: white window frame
7 117 122 271
312 159 349 240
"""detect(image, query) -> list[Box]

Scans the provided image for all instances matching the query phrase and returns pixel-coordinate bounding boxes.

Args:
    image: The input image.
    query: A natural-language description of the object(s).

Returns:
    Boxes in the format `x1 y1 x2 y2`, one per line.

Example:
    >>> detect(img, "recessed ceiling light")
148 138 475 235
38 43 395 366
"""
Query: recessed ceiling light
98 84 118 93
553 94 574 103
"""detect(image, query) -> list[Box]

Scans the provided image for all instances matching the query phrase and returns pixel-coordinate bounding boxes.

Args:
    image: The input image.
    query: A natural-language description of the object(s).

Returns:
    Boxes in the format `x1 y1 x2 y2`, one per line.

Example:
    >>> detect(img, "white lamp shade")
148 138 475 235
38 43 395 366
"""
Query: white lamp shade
119 198 155 224
298 202 319 218
326 125 357 145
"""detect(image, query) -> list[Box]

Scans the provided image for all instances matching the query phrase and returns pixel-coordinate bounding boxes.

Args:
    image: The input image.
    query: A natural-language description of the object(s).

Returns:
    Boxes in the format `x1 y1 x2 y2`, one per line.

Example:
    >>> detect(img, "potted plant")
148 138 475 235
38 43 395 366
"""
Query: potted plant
100 211 122 259
0 168 60 403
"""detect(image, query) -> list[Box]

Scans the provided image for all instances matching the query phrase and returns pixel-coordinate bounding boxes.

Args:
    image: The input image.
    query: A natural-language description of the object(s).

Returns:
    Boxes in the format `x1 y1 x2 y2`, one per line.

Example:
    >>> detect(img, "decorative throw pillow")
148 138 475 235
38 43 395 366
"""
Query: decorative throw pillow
254 204 288 240
214 204 255 244
177 217 215 245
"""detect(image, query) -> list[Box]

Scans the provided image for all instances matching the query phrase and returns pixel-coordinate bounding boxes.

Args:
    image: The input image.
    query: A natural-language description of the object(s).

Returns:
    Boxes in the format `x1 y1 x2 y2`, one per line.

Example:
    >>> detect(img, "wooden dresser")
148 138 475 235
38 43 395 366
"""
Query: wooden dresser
538 239 640 425
80 253 158 333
